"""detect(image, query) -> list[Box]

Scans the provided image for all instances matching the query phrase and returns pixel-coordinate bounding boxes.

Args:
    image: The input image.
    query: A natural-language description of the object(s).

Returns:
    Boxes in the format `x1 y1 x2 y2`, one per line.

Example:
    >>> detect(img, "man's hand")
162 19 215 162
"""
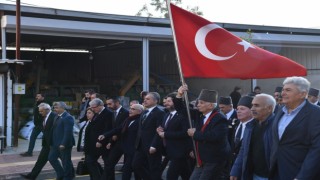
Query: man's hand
112 135 118 141
230 176 238 180
59 145 65 151
187 128 196 137
149 147 157 154
156 126 164 138
177 84 188 98
96 142 102 148
97 135 105 141
106 143 112 149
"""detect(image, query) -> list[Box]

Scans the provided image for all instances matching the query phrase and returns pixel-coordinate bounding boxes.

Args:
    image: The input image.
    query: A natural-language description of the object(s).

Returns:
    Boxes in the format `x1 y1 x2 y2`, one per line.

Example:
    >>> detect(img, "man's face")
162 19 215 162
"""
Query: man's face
281 83 306 107
237 105 252 122
308 95 318 104
35 94 44 102
219 104 232 115
39 107 49 117
106 99 117 110
164 97 175 112
129 105 142 117
85 92 91 99
53 105 64 114
274 92 280 101
251 96 272 122
90 94 97 101
143 94 157 108
197 100 214 114
90 104 103 113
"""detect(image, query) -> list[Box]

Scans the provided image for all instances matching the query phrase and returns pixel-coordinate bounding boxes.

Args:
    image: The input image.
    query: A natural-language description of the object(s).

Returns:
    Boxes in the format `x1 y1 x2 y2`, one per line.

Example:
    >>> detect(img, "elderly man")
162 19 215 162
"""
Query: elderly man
270 76 320 180
230 94 275 180
177 85 230 180
232 96 254 163
21 103 56 179
49 102 75 180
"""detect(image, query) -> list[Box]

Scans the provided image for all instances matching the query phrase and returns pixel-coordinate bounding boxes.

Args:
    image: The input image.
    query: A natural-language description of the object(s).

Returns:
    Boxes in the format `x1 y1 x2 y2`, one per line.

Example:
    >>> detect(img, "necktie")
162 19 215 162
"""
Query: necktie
165 113 173 128
141 110 149 124
113 111 117 124
235 123 243 143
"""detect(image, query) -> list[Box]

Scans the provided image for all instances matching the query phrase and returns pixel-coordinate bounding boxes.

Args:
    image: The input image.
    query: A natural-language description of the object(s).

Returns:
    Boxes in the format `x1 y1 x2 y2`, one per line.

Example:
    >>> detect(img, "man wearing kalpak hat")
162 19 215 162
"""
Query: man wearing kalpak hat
308 87 320 106
176 84 230 180
232 96 254 163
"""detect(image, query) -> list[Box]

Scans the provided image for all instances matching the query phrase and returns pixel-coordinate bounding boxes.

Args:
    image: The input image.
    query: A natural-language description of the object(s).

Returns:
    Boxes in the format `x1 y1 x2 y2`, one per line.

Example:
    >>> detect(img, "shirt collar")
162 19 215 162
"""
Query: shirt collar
282 100 306 115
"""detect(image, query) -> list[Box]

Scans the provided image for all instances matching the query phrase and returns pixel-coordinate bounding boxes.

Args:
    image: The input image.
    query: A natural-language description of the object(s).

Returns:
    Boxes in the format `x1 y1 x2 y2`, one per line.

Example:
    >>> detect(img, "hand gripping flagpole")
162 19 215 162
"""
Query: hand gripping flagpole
166 0 200 167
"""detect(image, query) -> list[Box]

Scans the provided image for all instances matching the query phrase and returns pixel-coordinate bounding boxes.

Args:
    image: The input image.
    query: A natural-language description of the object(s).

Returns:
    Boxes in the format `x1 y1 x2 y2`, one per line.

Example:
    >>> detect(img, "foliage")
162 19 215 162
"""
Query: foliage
136 0 203 18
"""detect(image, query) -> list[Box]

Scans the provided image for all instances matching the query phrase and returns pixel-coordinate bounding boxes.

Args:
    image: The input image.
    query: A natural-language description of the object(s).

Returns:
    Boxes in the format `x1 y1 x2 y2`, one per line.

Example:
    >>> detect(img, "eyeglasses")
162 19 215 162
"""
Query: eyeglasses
90 106 99 109
130 108 137 110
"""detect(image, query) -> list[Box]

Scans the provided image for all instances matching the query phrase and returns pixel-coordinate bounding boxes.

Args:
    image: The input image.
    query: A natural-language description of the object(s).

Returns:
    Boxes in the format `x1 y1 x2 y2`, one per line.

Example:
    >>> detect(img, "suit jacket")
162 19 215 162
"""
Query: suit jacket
111 107 129 140
42 112 56 147
135 106 165 151
227 109 239 148
84 107 113 156
230 114 274 180
34 100 46 127
174 97 230 164
51 111 75 148
270 100 320 180
162 111 193 159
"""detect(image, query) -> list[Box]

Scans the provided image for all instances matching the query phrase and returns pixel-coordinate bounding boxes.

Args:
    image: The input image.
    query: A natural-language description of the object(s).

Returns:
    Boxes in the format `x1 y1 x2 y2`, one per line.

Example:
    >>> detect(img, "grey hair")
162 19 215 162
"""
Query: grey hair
283 76 310 93
148 92 160 104
38 103 51 110
53 101 68 110
256 93 276 112
89 98 104 107
132 104 144 113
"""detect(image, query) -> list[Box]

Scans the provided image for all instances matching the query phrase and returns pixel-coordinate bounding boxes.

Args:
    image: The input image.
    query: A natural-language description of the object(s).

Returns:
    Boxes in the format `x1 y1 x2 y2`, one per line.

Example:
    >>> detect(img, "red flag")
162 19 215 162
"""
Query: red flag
170 4 307 79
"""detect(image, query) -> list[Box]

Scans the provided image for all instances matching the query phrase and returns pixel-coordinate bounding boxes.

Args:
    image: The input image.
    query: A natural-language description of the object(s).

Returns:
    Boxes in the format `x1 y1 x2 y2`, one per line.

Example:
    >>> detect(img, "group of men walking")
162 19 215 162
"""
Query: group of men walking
20 76 320 180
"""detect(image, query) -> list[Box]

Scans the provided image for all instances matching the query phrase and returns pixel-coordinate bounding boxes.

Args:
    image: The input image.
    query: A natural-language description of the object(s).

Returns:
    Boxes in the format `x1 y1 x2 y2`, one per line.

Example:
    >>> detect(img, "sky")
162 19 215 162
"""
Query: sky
0 0 319 29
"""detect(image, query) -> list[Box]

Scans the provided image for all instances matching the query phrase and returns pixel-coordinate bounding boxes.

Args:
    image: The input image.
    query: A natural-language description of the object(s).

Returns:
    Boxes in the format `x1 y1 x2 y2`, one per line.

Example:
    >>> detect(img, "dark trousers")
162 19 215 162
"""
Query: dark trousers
166 157 192 180
122 152 141 180
102 142 123 180
48 146 74 180
29 145 50 178
85 154 102 180
27 126 42 154
132 148 162 180
190 161 226 180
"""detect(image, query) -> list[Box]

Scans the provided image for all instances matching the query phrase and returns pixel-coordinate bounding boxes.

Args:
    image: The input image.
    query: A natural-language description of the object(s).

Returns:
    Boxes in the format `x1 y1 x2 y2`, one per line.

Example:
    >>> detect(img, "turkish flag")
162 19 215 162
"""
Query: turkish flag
170 4 307 79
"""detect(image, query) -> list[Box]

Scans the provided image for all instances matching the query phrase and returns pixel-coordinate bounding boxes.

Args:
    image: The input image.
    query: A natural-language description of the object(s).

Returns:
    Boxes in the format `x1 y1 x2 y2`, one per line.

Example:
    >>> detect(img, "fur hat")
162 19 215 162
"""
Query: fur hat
218 96 232 105
309 88 320 97
237 96 254 109
198 89 217 103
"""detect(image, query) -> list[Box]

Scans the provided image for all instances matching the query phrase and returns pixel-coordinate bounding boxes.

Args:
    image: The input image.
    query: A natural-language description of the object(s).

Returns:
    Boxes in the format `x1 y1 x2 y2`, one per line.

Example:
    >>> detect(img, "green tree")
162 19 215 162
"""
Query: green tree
136 0 203 18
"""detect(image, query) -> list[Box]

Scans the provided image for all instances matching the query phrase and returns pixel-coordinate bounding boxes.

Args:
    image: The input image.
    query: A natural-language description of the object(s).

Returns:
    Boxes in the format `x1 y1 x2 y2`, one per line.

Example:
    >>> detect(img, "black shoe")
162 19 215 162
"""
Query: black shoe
20 152 33 157
20 173 35 180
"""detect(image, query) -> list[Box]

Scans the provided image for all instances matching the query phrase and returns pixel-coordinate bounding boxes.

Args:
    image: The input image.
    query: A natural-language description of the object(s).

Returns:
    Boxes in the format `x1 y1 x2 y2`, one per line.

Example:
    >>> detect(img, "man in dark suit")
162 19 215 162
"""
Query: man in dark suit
307 87 320 106
20 103 56 179
156 93 192 180
102 96 129 180
273 86 283 113
270 77 320 180
230 94 275 180
132 92 165 180
79 89 94 123
86 98 113 180
178 85 231 180
21 93 46 157
48 102 75 180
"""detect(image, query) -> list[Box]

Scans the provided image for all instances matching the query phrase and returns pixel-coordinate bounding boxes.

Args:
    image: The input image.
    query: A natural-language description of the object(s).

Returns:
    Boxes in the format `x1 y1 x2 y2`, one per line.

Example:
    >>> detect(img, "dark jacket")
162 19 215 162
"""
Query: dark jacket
230 114 274 180
34 100 45 127
135 106 165 151
51 111 75 148
84 108 113 156
42 111 56 147
270 100 320 180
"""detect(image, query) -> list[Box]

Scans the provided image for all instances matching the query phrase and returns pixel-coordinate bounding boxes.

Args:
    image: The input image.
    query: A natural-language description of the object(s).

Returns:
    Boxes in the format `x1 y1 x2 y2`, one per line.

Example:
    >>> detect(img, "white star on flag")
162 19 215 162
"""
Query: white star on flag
238 40 255 52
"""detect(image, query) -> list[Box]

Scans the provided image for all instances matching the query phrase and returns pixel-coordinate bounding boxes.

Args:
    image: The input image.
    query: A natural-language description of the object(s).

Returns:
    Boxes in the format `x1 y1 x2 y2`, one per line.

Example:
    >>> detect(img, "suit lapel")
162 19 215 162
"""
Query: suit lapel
280 103 309 142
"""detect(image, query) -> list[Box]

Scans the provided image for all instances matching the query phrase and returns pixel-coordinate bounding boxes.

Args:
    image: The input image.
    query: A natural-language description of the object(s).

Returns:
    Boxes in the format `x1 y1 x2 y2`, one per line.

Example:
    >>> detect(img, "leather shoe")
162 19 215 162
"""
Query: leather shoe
20 152 33 157
20 173 35 180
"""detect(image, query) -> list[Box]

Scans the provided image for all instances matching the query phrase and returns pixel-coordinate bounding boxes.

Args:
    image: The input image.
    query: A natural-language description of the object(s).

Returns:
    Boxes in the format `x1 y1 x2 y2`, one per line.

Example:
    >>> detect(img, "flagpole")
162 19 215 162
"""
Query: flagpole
166 0 200 167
